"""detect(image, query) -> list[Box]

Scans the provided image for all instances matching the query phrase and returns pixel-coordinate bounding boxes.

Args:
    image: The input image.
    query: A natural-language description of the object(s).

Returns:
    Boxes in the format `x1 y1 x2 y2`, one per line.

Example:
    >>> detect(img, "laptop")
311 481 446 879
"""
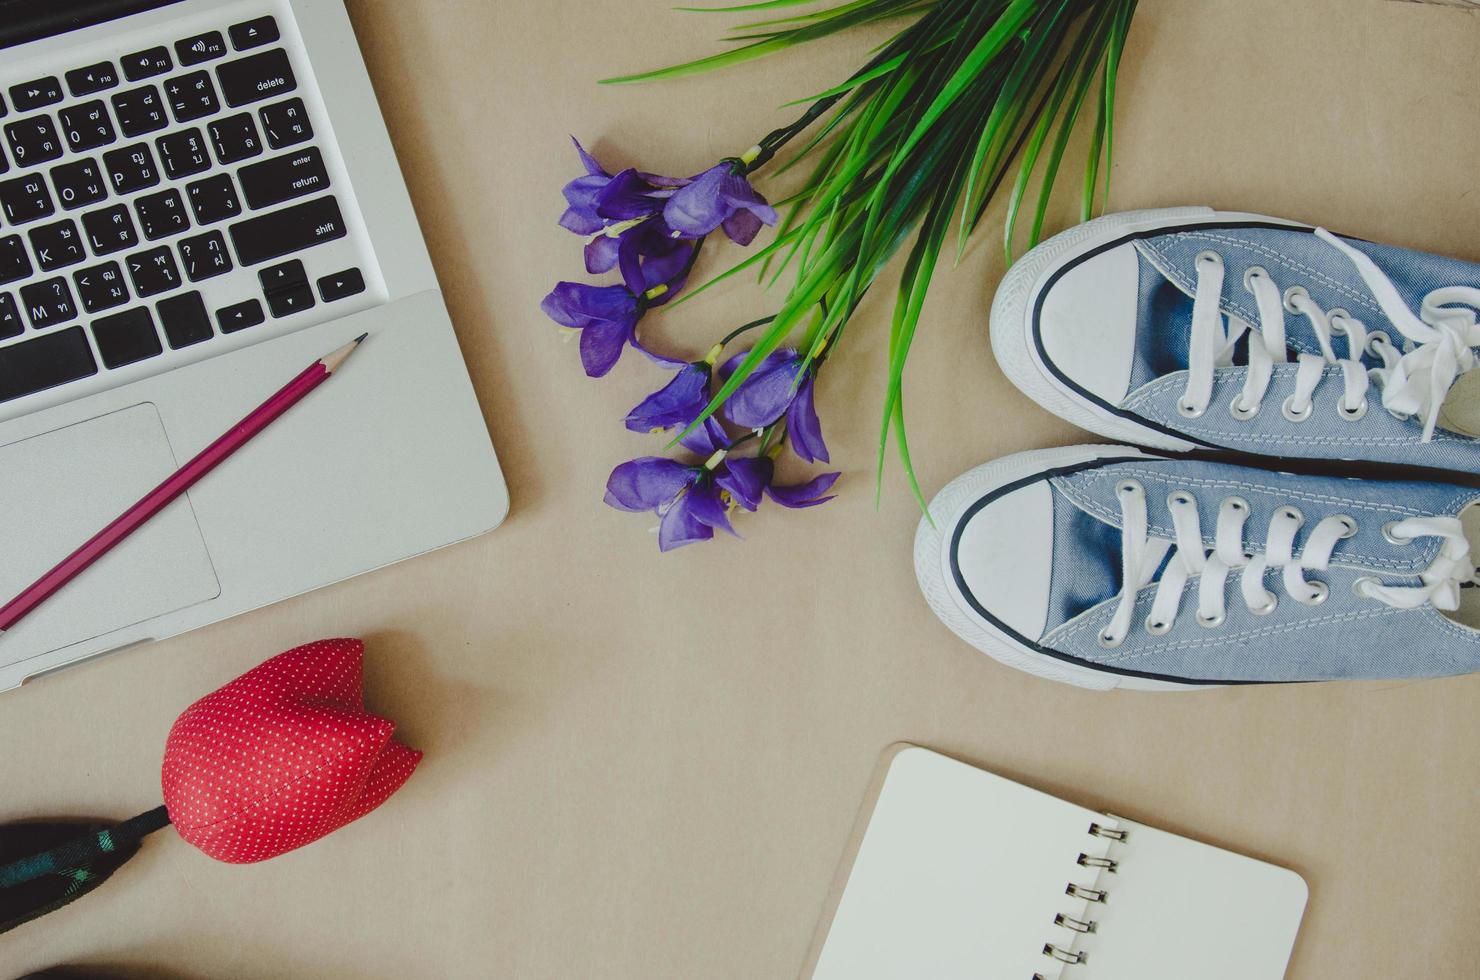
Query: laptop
0 0 509 692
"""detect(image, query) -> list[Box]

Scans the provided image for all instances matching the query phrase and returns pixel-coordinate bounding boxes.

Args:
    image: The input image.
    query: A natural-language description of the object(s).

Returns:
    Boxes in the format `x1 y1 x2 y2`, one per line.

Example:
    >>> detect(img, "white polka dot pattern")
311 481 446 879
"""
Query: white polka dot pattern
160 638 422 864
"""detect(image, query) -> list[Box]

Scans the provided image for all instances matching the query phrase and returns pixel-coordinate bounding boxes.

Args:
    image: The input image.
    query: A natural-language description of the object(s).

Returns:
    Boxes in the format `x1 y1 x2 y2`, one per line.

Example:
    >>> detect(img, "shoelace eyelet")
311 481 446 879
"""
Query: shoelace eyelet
1327 308 1351 336
1278 505 1305 526
1168 490 1194 508
1251 595 1278 616
1116 479 1142 497
1144 616 1172 636
1282 285 1310 314
1195 249 1223 270
1338 399 1368 422
1365 330 1394 357
1097 629 1123 649
1352 577 1379 600
1196 610 1225 628
1297 581 1330 606
1382 521 1411 545
1243 265 1269 292
1230 395 1259 420
1335 515 1360 539
1177 396 1205 419
1226 496 1250 514
1281 395 1313 423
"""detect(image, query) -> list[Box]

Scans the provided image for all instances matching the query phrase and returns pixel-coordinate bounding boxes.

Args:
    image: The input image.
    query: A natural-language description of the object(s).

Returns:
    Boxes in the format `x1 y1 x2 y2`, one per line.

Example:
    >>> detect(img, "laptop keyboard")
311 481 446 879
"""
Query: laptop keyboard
0 9 376 414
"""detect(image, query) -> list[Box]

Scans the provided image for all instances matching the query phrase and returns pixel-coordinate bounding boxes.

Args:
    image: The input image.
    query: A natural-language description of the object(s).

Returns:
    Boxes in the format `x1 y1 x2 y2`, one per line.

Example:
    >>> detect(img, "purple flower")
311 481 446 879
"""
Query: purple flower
558 139 617 235
605 457 735 551
722 349 829 463
715 454 840 511
542 241 695 377
624 356 727 454
664 160 777 245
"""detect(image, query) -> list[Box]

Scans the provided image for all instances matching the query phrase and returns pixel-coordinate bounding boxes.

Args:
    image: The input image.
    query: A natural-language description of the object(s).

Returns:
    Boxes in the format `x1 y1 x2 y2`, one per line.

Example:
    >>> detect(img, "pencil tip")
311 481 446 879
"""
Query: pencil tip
354 332 368 345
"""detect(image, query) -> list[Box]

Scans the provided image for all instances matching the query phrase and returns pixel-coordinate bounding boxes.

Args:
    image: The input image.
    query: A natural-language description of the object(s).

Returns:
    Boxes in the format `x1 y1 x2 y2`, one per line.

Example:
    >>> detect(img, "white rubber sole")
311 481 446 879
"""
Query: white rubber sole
989 206 1307 453
914 445 1216 692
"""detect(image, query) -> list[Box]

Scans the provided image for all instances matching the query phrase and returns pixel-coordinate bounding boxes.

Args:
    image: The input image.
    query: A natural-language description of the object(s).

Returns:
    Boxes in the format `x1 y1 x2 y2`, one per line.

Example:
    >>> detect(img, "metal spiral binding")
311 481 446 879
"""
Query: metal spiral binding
1030 819 1130 978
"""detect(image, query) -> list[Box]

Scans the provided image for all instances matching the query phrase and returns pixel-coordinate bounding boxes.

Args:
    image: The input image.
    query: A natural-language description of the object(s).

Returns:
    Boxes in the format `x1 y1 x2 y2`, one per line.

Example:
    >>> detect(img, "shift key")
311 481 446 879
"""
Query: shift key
229 195 346 266
238 147 329 209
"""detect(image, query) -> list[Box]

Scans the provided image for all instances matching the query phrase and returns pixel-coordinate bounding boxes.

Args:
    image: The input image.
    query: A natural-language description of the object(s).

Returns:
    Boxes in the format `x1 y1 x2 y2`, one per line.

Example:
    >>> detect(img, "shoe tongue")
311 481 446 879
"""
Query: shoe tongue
1045 484 1124 628
1127 249 1197 391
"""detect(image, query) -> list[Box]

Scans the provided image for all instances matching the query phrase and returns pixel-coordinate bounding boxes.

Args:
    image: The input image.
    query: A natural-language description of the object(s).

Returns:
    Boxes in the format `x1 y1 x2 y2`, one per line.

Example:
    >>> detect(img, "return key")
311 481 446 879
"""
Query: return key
237 147 329 210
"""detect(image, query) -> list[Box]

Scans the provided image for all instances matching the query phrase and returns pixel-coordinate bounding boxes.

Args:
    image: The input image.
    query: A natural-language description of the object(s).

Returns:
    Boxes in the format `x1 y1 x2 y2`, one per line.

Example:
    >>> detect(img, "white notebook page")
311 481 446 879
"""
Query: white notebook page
809 746 1307 980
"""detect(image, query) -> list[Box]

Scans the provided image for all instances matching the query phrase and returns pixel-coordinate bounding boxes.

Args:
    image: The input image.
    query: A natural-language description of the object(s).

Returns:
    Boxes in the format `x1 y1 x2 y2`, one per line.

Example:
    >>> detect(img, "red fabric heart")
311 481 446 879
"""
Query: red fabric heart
160 638 421 863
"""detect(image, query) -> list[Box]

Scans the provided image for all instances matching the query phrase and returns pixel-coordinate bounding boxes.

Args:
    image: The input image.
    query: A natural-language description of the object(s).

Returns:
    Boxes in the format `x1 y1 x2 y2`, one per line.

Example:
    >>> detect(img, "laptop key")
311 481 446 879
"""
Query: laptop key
58 101 116 153
156 128 210 180
238 147 328 210
178 230 232 282
0 326 97 403
103 143 160 195
20 277 76 328
217 298 264 333
208 113 262 165
261 259 313 318
260 97 311 150
126 245 181 297
74 261 129 314
135 188 190 241
51 158 109 210
111 86 168 138
0 293 20 339
230 16 280 51
217 49 296 108
29 219 85 271
82 204 138 256
122 47 173 82
0 173 54 224
92 306 162 368
164 71 220 124
229 195 345 266
9 78 62 112
318 268 365 303
66 62 120 98
4 115 64 166
186 174 241 225
176 31 228 67
0 235 33 284
157 291 213 348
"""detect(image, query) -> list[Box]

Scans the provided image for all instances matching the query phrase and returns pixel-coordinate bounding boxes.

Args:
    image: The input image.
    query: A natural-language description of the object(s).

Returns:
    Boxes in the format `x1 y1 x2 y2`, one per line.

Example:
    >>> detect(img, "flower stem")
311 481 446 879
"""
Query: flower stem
743 93 846 175
720 315 778 348
0 806 171 889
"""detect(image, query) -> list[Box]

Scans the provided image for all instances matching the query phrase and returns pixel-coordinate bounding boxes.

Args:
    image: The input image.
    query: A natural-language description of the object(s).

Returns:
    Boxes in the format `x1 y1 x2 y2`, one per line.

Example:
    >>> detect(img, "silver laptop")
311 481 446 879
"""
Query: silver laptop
0 0 509 691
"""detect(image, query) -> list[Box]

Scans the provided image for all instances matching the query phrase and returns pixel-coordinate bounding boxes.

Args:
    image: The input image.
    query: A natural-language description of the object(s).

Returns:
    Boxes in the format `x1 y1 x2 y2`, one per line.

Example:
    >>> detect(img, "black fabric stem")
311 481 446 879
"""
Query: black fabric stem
0 806 170 889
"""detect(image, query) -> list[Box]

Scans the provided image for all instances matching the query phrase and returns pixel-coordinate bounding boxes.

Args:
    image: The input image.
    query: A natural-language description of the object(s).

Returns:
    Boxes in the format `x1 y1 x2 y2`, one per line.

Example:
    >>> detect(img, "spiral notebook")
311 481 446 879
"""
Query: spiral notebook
805 746 1308 980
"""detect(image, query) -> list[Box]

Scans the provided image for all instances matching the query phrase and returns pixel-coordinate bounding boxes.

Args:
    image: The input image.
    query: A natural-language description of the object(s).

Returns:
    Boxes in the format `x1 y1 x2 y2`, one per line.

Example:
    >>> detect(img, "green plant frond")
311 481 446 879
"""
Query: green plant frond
732 0 905 32
676 0 833 12
781 52 907 106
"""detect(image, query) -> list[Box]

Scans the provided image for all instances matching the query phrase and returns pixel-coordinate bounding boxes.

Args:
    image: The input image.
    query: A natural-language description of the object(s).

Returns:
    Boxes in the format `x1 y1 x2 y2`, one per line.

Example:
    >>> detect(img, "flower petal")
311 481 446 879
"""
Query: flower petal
724 350 802 429
785 374 829 463
540 282 634 330
597 169 664 220
658 491 715 551
605 457 694 512
686 484 737 536
717 171 777 226
584 234 621 274
571 136 608 178
721 208 763 246
678 416 728 455
766 471 840 508
715 456 772 511
579 317 634 377
662 164 732 237
625 364 710 432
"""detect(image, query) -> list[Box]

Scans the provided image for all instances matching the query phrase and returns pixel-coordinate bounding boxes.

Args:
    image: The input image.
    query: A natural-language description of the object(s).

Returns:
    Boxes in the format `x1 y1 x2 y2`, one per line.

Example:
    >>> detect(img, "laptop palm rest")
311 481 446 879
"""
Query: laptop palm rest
0 403 220 674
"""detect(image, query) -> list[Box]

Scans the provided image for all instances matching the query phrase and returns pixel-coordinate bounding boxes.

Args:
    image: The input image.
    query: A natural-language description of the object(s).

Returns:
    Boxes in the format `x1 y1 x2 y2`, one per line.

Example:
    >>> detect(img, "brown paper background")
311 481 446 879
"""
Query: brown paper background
4 1 1479 977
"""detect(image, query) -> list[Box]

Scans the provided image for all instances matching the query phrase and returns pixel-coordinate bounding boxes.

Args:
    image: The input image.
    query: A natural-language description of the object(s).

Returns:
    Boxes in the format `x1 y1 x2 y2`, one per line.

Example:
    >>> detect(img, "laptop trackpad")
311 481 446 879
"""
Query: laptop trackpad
0 404 219 670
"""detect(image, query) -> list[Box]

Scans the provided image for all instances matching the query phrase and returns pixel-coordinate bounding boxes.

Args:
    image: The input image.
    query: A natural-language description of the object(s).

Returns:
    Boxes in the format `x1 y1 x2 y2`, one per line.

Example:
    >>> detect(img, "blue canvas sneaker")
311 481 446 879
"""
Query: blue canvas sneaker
991 207 1480 472
915 446 1480 689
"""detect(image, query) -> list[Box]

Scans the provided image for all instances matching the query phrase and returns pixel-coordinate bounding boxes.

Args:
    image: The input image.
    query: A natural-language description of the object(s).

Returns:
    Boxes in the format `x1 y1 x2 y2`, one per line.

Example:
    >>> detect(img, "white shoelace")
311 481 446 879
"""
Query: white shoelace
1179 228 1480 441
1097 479 1476 648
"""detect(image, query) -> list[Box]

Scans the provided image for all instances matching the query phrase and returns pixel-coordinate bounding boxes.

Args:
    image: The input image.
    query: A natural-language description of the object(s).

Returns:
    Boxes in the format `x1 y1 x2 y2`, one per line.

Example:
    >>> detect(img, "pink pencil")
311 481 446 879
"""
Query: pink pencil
0 333 367 635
